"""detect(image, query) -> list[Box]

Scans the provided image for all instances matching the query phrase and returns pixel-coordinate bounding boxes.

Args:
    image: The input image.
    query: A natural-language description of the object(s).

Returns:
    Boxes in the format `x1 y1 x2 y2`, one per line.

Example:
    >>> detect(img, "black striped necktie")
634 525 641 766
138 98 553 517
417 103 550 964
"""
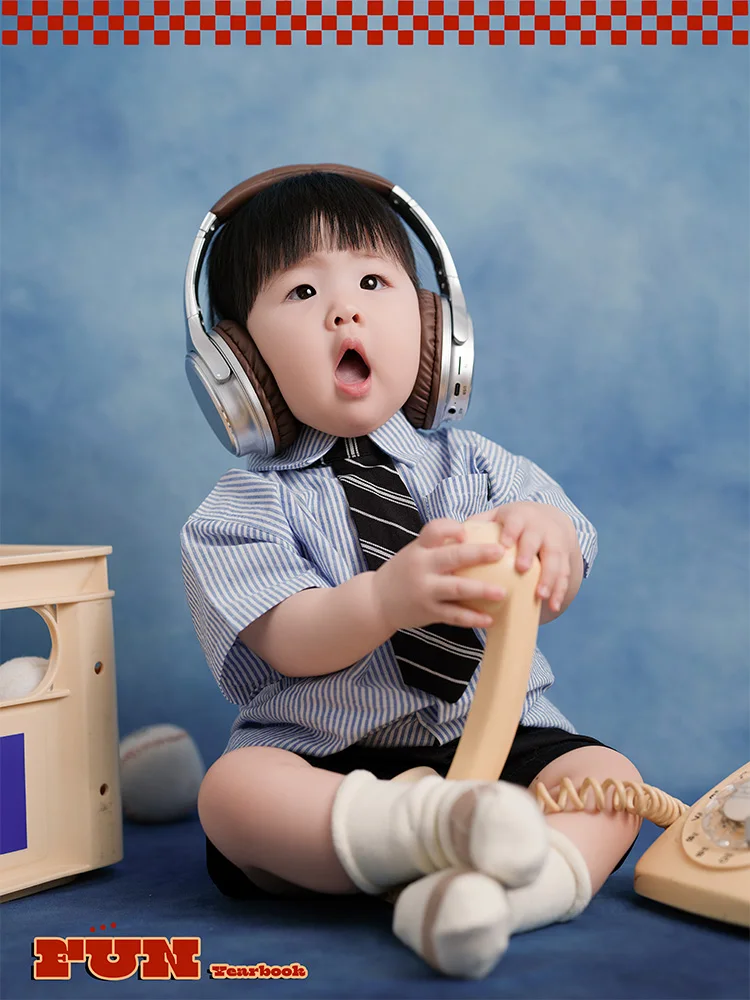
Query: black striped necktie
322 435 484 703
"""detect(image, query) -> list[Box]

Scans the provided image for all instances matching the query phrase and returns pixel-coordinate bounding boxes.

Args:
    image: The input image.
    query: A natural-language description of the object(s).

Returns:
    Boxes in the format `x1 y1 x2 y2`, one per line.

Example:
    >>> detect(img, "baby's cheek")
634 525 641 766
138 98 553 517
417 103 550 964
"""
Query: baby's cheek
278 362 326 409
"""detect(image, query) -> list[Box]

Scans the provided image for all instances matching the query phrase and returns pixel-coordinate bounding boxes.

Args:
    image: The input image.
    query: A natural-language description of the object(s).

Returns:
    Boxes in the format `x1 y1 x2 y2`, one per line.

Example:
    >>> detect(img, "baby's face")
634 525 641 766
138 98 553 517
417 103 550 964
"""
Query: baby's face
246 244 422 438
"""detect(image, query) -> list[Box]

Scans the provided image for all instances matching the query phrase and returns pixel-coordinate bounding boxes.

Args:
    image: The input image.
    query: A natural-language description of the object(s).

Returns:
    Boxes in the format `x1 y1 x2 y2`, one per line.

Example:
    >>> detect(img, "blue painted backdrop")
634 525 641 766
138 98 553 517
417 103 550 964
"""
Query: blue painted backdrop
1 41 747 801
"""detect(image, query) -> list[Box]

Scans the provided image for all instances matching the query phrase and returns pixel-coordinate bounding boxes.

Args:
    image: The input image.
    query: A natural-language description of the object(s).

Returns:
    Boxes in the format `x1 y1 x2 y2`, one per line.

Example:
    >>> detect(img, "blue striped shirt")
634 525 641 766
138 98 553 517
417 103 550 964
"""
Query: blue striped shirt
181 408 598 756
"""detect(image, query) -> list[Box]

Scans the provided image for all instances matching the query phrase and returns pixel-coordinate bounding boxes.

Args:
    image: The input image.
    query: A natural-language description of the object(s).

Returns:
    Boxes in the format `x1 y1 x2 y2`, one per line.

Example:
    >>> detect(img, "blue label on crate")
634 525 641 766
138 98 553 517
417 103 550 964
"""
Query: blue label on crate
0 733 28 854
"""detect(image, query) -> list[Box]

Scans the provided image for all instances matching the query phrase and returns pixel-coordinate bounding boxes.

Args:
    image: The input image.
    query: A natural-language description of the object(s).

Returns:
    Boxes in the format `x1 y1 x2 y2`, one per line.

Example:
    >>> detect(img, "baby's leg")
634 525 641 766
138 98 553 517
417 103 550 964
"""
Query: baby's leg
198 746 357 894
531 745 643 892
492 746 642 935
198 747 550 897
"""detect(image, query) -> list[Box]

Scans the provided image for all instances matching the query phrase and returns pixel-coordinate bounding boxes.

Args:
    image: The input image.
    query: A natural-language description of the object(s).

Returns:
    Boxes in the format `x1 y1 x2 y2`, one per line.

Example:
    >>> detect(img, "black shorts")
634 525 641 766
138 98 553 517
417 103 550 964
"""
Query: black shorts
206 725 632 899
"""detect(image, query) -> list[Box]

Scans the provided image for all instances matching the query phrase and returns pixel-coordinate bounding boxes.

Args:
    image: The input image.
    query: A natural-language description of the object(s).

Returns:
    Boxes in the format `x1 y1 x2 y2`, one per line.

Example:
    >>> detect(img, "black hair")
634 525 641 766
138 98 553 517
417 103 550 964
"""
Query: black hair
206 171 420 328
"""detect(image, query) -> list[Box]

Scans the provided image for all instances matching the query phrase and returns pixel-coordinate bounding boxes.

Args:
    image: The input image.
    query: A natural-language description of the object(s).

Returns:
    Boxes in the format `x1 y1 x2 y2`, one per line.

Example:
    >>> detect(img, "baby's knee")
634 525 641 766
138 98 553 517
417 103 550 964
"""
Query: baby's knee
530 746 646 818
534 745 642 788
580 746 642 783
198 750 239 832
197 746 309 827
609 750 642 784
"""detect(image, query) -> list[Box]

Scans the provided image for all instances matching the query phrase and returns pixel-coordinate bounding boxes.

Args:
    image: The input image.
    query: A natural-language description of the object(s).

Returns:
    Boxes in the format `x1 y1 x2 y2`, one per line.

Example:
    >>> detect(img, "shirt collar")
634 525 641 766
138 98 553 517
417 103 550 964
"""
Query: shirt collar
245 408 431 473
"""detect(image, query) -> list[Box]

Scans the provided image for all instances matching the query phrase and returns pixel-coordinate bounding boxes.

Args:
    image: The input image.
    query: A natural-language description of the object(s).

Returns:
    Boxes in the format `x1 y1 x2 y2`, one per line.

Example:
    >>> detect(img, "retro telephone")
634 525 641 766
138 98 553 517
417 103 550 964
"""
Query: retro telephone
392 520 750 928
633 762 750 926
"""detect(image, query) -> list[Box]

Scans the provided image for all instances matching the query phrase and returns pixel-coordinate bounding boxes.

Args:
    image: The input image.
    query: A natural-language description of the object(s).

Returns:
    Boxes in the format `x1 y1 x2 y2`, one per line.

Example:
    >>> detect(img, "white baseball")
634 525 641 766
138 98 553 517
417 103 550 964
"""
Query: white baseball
0 656 50 700
119 724 206 823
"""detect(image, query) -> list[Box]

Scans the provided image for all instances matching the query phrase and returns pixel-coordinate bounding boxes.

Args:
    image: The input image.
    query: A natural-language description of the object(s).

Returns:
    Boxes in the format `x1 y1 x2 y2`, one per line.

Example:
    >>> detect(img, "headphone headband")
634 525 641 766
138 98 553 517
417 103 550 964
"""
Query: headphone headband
184 163 474 457
210 163 394 219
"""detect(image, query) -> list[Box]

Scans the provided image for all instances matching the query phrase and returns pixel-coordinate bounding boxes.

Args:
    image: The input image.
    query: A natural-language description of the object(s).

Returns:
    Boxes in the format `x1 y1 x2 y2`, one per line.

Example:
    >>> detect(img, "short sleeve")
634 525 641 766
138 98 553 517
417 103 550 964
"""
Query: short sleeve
180 470 330 690
466 431 598 578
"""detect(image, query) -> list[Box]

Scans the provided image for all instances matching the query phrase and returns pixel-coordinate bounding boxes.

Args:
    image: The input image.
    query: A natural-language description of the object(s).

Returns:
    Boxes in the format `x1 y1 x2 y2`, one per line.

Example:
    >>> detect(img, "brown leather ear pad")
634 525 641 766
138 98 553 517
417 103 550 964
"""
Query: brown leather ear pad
212 320 299 453
402 289 443 430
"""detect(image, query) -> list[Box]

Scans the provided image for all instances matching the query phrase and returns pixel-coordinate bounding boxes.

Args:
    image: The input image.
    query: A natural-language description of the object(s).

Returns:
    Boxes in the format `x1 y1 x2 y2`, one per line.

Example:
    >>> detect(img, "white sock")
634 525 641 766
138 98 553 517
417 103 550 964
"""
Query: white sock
392 868 511 980
390 829 592 980
506 828 592 934
330 770 548 895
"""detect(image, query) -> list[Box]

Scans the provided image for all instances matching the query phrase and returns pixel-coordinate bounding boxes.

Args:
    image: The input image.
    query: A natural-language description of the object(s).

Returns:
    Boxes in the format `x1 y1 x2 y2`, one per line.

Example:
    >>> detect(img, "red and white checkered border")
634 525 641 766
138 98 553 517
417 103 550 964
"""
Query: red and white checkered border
2 0 748 44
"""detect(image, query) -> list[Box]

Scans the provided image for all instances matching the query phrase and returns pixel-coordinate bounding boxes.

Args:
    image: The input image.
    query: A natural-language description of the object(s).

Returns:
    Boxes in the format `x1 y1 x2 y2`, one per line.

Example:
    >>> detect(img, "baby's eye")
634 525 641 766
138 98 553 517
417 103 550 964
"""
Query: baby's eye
361 274 386 291
288 284 316 301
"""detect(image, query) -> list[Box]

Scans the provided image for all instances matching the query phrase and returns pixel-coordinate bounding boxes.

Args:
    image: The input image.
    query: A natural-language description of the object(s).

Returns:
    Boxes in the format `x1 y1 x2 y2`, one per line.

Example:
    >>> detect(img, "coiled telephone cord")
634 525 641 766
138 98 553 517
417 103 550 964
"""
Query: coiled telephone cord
534 776 688 828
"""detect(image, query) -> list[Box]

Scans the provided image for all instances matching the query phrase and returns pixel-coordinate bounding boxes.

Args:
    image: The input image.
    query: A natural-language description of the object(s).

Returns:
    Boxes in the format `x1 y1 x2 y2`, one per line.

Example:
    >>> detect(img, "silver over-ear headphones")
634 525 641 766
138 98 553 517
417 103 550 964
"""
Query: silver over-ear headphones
185 163 474 458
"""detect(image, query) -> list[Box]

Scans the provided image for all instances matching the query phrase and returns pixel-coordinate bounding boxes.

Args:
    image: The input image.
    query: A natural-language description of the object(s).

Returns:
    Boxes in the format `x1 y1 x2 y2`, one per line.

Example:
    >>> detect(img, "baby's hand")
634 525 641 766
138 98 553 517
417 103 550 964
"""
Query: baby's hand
372 518 507 634
469 502 577 612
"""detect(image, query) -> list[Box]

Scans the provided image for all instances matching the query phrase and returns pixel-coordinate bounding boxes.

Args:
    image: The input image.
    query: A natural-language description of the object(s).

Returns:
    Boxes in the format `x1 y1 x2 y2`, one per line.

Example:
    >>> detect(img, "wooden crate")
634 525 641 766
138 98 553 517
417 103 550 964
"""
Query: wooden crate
0 545 123 901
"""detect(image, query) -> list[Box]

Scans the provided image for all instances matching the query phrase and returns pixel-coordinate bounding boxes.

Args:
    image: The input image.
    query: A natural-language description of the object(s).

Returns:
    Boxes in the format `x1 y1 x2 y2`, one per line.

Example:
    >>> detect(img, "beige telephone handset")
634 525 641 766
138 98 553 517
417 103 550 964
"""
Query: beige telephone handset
391 521 750 928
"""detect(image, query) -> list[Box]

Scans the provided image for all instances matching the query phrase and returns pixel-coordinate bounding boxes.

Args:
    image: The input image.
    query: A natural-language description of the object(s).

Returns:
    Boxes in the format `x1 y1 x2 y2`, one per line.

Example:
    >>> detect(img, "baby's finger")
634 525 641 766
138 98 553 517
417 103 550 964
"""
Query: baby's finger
496 511 524 549
549 568 571 612
440 603 495 629
514 529 543 573
435 541 504 573
435 575 506 606
419 518 465 548
536 548 564 600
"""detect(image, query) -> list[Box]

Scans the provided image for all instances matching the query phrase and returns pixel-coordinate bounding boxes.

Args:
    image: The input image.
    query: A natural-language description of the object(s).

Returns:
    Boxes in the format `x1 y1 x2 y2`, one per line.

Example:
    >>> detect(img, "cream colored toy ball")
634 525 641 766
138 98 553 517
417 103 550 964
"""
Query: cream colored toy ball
119 724 206 823
0 656 49 700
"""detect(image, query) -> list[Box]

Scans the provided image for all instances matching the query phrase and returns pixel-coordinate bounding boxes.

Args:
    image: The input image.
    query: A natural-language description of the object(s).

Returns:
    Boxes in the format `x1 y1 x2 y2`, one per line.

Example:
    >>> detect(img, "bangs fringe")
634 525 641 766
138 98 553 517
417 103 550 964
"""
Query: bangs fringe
255 209 408 295
207 172 418 328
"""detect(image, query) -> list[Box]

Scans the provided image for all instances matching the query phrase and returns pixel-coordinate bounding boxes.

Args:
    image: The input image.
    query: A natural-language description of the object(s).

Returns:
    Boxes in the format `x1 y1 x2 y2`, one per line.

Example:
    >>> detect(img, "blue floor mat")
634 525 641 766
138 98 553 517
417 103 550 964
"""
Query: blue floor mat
1 814 748 999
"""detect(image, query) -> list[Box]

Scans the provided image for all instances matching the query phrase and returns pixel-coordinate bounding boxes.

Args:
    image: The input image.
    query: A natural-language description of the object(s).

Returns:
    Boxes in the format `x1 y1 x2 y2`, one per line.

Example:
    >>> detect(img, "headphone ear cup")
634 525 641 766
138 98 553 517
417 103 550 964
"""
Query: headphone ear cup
212 320 299 453
403 289 443 430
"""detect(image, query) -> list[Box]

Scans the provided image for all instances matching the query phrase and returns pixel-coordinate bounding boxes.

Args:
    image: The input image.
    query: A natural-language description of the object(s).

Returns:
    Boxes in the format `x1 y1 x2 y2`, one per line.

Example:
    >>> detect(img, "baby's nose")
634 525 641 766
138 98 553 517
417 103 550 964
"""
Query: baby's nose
332 307 361 325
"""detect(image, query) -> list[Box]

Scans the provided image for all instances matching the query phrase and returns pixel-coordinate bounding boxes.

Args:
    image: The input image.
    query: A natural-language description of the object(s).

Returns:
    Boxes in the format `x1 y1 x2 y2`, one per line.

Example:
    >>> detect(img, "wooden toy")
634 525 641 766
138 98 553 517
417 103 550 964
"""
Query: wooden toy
0 545 123 901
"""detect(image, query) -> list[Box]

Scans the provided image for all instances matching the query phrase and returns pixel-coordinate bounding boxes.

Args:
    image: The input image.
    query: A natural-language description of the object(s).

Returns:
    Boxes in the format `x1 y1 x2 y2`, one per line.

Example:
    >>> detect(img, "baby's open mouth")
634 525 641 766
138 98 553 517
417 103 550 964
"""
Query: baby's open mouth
336 349 371 385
